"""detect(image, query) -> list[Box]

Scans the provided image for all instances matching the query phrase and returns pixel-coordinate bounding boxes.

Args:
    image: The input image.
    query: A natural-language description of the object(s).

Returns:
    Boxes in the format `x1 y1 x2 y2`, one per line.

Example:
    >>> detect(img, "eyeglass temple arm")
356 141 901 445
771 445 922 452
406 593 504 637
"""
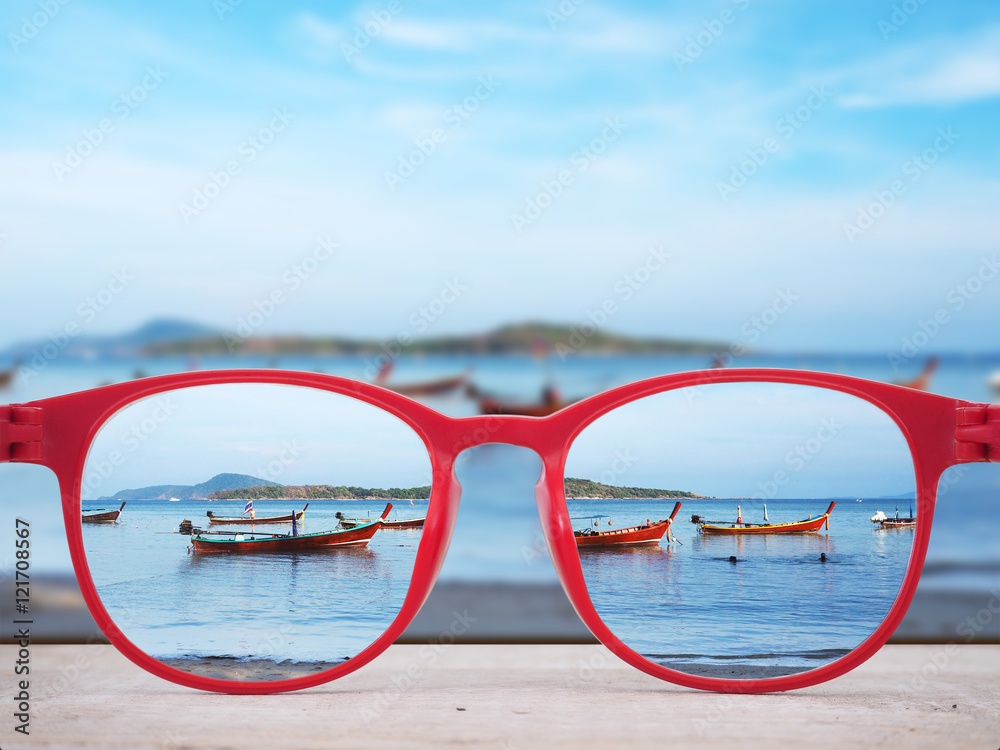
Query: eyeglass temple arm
0 406 44 462
955 404 1000 463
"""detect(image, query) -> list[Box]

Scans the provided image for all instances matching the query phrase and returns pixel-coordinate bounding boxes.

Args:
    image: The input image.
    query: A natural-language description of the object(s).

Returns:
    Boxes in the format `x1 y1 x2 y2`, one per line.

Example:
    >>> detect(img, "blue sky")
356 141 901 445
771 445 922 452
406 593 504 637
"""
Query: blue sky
1 0 998 352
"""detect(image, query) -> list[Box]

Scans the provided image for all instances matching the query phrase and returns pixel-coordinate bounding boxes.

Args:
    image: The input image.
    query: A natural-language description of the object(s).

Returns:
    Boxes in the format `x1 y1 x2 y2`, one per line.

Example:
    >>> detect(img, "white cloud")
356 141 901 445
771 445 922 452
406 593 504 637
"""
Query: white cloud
837 26 1000 108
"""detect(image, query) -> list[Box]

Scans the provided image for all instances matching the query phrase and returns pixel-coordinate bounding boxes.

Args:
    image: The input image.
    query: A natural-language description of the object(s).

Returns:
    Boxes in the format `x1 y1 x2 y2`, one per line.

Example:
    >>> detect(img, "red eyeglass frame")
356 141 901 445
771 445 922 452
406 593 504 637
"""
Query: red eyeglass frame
1 367 996 695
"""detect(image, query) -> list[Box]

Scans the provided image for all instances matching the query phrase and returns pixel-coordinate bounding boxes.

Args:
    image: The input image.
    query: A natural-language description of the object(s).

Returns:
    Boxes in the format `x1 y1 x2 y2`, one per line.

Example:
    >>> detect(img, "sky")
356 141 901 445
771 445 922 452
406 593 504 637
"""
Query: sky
565 380 915 499
1 0 998 353
82 383 433 499
80 381 914 501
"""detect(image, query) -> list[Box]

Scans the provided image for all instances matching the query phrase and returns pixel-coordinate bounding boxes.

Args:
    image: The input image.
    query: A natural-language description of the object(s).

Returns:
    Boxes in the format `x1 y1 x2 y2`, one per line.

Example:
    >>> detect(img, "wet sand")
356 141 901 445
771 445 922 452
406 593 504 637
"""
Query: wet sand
158 656 347 681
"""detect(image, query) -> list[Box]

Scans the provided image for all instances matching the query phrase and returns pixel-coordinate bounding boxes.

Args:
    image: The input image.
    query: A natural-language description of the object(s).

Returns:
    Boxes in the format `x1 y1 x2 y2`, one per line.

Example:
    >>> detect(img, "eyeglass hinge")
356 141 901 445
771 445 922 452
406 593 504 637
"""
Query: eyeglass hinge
955 404 1000 463
0 406 44 462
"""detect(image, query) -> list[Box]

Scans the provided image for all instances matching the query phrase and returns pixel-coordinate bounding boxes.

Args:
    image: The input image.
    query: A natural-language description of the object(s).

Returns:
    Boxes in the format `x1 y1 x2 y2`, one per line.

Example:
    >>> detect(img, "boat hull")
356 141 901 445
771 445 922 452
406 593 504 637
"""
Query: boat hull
190 520 381 553
81 510 122 524
381 517 425 529
575 520 670 547
575 501 682 548
700 502 836 535
388 375 468 397
82 501 125 524
207 510 305 525
879 518 916 529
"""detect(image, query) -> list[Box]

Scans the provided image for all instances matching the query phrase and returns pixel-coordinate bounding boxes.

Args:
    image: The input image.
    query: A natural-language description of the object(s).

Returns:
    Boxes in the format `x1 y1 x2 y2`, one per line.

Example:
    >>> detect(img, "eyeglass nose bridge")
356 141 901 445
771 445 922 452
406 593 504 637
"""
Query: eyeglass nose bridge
432 413 576 466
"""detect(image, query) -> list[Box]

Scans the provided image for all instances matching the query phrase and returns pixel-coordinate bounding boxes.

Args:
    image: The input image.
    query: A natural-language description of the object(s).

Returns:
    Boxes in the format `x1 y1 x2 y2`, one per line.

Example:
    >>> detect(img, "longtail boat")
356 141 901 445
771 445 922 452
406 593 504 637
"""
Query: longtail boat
190 504 391 553
700 501 836 535
206 503 309 525
386 374 469 397
335 511 425 530
479 384 568 417
575 502 682 548
872 507 916 529
82 501 126 524
381 516 426 529
374 361 470 396
879 517 916 529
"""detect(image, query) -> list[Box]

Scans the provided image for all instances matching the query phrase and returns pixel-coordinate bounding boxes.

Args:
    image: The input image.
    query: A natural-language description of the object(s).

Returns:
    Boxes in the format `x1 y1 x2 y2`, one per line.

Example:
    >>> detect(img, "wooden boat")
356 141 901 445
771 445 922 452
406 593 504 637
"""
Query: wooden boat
82 501 126 524
381 516 426 529
335 510 424 530
479 397 564 417
387 374 469 397
375 361 470 397
700 501 836 535
893 356 938 391
879 517 916 529
190 504 391 553
575 502 682 548
480 385 567 417
871 507 916 529
206 503 308 525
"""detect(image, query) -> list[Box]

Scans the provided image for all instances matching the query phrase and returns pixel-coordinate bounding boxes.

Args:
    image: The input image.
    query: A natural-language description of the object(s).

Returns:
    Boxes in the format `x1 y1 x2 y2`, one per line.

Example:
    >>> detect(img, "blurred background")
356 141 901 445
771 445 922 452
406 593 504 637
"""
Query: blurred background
1 0 997 644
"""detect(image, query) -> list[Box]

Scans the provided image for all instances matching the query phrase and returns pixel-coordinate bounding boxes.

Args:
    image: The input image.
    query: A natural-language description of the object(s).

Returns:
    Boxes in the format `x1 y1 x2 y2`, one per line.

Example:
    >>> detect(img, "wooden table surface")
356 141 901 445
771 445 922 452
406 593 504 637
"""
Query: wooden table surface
2 644 997 749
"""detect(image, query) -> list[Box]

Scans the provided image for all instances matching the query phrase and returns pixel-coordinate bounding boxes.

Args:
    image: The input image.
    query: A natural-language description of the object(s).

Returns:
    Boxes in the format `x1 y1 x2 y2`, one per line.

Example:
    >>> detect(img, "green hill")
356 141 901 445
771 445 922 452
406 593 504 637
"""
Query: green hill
563 477 702 499
209 484 432 501
97 473 279 502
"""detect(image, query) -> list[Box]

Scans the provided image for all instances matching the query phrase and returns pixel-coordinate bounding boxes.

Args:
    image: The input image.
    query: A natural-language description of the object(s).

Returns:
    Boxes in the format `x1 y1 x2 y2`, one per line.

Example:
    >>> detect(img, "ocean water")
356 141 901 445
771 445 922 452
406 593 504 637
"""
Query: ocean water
571 497 912 677
1 352 997 676
82 499 426 678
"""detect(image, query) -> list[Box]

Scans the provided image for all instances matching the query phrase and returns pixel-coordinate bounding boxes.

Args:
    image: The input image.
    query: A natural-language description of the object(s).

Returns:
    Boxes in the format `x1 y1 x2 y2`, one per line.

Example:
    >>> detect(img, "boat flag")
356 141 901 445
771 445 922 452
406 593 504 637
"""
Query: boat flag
243 499 253 516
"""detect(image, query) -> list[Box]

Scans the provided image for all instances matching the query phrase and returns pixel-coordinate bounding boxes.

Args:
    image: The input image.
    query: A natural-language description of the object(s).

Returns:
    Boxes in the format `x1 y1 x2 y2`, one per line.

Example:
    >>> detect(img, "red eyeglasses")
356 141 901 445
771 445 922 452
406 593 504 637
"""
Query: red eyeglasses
1 368 996 694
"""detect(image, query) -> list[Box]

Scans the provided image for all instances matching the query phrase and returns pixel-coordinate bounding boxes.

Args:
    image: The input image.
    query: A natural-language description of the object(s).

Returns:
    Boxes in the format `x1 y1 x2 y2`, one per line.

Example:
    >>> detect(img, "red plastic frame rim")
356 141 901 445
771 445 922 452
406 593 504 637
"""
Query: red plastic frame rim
4 367 981 694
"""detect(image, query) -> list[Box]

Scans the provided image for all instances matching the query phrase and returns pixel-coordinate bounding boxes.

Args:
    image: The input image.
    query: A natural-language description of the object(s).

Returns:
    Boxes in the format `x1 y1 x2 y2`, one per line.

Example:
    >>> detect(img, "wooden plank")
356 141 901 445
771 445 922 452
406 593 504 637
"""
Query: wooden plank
4 644 997 749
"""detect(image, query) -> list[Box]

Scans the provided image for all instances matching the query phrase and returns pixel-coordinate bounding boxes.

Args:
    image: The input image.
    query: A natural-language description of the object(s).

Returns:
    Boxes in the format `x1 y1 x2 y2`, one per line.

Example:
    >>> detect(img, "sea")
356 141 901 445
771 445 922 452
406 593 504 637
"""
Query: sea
1 352 997 678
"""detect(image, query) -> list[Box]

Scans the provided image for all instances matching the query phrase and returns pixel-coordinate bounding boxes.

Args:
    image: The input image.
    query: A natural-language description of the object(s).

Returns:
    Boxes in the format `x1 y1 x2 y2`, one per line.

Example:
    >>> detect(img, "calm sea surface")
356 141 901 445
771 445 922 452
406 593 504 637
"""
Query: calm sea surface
2 352 997 677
